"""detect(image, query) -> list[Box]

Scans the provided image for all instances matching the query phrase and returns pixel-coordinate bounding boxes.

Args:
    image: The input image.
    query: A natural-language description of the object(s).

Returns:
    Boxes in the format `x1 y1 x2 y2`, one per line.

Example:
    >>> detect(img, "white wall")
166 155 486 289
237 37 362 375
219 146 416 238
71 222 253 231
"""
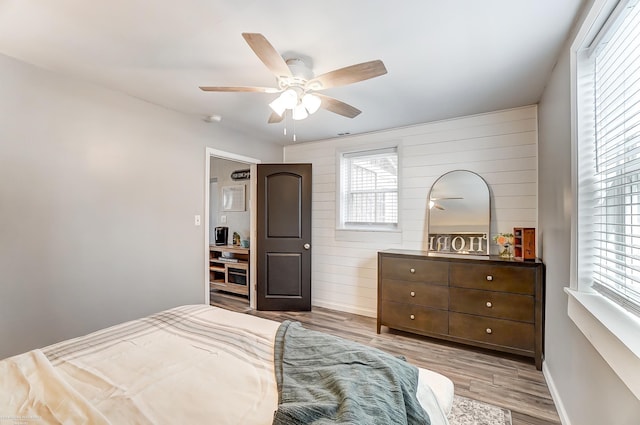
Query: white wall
284 106 538 317
0 53 281 359
537 2 640 423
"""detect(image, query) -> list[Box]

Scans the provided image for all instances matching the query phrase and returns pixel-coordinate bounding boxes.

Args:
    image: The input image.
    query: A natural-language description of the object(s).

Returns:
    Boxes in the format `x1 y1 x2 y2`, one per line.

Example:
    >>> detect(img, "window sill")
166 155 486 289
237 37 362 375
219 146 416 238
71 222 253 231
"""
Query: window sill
335 228 402 243
565 288 640 398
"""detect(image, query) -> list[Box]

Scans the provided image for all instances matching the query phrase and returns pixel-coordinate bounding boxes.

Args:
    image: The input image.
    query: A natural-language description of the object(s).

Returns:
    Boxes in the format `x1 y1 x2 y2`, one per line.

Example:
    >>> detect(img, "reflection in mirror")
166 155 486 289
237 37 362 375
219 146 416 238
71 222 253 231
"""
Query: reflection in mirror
427 170 490 256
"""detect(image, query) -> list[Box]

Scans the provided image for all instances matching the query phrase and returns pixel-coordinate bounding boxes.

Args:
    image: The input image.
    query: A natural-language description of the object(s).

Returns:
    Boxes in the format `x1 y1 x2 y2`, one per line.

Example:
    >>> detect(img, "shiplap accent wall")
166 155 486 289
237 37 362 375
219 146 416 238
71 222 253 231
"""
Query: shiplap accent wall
284 106 538 317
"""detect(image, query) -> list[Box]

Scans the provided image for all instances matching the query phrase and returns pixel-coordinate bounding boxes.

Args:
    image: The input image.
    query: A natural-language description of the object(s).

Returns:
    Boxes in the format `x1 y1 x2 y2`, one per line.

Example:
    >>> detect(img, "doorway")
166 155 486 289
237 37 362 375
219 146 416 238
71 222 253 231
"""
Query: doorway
204 148 260 308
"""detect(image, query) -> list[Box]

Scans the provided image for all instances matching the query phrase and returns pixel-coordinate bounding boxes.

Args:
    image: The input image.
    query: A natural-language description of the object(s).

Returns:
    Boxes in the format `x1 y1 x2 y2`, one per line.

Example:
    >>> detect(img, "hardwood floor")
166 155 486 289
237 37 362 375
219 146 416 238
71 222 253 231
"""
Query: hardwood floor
210 291 561 425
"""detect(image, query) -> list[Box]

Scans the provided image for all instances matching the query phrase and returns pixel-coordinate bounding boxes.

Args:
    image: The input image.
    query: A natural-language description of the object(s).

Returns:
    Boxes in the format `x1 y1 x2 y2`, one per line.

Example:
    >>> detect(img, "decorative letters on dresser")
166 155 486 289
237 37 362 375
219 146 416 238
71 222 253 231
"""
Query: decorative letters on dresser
377 249 545 370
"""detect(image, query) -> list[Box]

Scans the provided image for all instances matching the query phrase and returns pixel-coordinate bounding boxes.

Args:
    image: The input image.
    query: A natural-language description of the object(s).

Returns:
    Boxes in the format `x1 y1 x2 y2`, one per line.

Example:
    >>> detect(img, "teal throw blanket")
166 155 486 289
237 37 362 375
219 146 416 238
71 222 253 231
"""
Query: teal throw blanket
272 320 430 425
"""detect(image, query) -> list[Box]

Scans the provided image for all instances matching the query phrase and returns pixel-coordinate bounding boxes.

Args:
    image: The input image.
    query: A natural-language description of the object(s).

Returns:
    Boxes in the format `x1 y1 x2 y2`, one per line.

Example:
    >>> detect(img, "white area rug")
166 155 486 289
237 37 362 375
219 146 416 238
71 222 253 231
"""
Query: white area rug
447 395 512 425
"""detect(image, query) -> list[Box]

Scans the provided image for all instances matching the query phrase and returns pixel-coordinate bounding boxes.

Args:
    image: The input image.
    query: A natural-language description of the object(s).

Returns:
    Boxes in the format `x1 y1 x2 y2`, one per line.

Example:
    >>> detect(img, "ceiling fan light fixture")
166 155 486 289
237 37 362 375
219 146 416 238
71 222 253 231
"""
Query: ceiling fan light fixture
292 103 309 121
302 93 321 114
280 89 298 109
269 88 299 116
269 97 287 116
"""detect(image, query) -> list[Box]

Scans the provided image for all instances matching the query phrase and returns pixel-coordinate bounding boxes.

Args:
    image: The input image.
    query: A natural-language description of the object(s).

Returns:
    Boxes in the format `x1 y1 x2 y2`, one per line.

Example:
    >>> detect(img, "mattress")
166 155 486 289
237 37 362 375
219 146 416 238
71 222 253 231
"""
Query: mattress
0 304 453 424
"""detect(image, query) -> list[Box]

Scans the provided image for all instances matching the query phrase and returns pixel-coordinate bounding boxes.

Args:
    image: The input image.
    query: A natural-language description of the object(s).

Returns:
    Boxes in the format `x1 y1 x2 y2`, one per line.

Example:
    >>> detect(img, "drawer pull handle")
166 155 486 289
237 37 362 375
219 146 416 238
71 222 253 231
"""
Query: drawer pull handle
486 301 493 308
486 328 492 334
410 268 416 274
410 291 416 297
486 275 493 281
410 314 415 320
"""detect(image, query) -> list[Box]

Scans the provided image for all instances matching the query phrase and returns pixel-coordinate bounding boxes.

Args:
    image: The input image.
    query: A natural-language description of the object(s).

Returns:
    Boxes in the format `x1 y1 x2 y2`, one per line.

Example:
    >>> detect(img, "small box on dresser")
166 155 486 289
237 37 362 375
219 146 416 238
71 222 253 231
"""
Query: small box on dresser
513 227 536 260
377 249 545 370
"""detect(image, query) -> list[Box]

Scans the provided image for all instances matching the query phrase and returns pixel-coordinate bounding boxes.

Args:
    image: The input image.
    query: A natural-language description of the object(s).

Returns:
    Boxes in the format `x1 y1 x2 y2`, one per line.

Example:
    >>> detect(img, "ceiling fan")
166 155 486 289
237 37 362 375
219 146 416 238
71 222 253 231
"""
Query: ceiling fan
429 197 463 210
199 33 388 123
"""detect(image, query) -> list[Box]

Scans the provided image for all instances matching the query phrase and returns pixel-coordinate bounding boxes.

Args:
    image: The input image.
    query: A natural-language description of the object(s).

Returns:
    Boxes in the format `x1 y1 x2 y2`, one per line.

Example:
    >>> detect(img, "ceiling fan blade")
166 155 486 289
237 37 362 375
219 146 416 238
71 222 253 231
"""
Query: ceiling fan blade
316 94 361 118
268 111 284 124
199 86 280 93
242 33 292 78
306 60 387 90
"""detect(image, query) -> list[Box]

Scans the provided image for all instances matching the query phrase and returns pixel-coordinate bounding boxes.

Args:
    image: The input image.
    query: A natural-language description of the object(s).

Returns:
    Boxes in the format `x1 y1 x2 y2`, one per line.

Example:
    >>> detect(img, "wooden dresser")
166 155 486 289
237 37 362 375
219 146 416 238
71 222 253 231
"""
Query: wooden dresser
378 249 545 369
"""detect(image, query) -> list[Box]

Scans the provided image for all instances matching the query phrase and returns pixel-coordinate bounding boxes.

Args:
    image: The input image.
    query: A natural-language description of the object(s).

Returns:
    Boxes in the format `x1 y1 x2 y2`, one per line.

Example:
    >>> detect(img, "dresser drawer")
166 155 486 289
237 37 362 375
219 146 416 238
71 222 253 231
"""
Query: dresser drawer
381 279 448 309
380 256 448 284
380 300 448 334
449 312 535 351
449 263 535 294
449 288 534 322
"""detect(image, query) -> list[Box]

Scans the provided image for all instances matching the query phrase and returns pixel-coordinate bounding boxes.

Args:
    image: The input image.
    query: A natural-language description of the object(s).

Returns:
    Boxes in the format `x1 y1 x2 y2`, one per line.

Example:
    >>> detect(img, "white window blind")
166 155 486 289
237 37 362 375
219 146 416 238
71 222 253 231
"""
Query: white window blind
340 147 398 229
582 0 640 316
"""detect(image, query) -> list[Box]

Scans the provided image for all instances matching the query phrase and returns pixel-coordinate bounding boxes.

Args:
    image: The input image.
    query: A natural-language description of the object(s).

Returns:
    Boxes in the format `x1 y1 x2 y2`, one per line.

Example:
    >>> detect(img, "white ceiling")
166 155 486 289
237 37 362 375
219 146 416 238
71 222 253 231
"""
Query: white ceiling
0 0 585 145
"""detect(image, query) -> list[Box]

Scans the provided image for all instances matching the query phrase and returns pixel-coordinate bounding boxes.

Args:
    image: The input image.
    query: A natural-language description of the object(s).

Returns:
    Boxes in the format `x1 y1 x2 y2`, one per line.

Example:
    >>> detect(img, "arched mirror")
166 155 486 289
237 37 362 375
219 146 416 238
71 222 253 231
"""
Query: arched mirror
427 170 490 256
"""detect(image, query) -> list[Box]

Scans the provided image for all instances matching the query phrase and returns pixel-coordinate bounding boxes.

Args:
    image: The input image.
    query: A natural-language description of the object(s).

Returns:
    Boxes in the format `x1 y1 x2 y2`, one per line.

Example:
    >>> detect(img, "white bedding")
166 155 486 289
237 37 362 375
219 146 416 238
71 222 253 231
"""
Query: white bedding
0 305 452 424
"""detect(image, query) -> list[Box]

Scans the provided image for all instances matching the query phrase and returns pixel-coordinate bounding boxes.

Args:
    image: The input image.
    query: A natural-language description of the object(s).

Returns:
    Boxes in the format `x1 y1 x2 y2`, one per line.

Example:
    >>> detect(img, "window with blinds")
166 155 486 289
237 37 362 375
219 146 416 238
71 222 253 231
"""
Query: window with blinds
579 0 640 316
339 147 398 229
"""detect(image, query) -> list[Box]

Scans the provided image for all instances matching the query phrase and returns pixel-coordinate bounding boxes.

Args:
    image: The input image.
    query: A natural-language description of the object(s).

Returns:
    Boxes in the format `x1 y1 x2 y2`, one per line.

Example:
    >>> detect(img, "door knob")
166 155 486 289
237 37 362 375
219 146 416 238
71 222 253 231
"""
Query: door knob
303 243 311 250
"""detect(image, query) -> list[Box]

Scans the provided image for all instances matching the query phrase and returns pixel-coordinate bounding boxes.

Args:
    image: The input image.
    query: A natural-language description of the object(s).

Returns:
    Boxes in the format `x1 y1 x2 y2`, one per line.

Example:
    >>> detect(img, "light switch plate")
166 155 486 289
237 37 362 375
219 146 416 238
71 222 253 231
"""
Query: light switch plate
194 215 201 226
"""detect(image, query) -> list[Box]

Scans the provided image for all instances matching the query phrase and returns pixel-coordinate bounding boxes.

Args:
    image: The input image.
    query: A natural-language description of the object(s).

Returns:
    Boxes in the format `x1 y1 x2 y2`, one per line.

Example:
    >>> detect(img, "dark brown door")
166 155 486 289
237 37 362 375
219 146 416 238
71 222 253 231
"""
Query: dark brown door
256 163 312 311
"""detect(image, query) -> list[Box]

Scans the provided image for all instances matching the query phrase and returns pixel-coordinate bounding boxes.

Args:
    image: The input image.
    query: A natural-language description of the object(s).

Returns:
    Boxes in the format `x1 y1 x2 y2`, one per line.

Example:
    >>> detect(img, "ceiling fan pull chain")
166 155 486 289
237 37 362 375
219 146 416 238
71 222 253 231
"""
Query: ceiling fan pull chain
293 115 296 142
283 111 288 136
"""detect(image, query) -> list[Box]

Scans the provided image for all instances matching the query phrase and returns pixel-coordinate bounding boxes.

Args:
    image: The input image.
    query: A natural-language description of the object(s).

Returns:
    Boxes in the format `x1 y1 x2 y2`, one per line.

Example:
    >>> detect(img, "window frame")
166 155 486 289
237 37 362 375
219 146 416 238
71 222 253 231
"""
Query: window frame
570 0 640 398
336 143 401 233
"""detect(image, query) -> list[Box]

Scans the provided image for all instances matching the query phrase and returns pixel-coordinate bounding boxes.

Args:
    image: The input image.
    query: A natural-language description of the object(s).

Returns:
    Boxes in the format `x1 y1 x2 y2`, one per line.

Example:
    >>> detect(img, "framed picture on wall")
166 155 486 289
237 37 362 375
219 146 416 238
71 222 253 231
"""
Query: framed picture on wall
222 185 245 211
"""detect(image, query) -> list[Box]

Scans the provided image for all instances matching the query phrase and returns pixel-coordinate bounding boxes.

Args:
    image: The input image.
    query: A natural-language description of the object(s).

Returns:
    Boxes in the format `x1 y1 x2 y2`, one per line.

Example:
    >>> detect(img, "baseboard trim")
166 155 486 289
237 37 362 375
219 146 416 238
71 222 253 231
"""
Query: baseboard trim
312 299 376 318
542 361 572 425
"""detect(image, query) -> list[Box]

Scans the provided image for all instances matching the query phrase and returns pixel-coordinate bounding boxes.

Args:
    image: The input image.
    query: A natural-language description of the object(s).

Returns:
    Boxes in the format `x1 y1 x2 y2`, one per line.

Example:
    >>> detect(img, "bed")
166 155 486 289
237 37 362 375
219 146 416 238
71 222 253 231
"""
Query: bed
0 304 454 424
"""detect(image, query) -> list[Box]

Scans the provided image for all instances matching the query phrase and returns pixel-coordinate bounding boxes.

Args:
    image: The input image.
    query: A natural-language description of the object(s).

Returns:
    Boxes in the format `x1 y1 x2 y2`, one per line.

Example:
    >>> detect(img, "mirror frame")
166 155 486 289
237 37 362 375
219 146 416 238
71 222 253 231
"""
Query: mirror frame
427 170 491 257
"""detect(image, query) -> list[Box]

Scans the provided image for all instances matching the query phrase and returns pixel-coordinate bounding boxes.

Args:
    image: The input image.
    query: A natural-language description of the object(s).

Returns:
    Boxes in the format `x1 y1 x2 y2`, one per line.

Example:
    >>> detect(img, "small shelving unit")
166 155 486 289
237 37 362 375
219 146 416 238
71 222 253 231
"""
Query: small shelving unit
513 227 536 261
209 245 249 297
